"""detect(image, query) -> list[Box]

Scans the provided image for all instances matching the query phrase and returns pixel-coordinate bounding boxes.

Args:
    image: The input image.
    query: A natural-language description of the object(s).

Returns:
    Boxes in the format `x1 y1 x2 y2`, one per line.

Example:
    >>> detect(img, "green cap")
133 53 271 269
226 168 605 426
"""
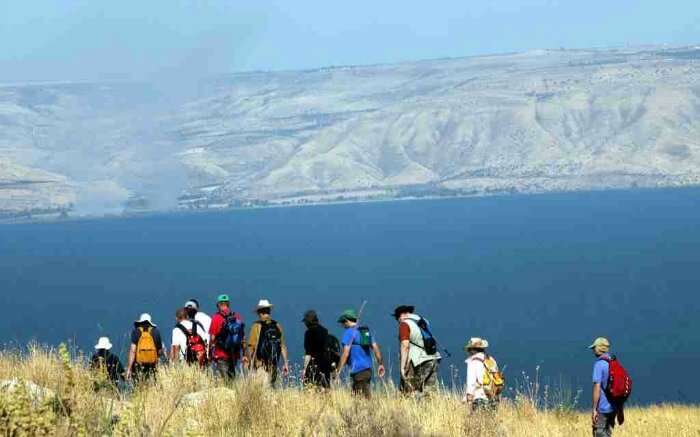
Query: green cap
337 308 358 323
217 294 230 303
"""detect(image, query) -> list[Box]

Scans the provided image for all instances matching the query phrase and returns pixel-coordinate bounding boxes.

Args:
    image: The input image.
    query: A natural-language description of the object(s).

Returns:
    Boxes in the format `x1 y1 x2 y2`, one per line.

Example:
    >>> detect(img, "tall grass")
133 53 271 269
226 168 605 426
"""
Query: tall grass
0 345 697 436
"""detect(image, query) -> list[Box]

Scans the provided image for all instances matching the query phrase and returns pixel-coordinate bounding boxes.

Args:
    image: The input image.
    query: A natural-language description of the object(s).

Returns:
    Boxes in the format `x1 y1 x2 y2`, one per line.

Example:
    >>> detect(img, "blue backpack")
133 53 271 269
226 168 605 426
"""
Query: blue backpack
218 312 245 354
409 317 438 355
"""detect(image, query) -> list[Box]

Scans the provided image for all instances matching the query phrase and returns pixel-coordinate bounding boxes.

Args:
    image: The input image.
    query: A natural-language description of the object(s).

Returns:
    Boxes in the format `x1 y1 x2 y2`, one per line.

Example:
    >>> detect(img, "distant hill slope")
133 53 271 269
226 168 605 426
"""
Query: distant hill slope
1 46 699 217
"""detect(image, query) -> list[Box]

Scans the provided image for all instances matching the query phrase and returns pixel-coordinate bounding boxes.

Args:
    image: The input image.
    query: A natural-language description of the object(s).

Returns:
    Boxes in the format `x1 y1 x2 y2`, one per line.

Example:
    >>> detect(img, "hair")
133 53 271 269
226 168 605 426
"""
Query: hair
176 307 187 321
257 307 271 316
185 306 197 318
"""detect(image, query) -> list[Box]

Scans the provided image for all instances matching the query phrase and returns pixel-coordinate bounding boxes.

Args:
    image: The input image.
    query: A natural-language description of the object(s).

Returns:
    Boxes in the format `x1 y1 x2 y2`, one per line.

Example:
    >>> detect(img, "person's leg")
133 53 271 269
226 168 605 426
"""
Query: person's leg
593 413 615 437
352 369 372 399
420 360 439 396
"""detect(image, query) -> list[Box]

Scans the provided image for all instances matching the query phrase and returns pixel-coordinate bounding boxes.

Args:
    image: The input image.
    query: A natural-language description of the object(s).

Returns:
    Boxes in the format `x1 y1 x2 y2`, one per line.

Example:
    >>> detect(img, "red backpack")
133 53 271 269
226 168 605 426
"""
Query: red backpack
600 355 632 403
176 321 208 367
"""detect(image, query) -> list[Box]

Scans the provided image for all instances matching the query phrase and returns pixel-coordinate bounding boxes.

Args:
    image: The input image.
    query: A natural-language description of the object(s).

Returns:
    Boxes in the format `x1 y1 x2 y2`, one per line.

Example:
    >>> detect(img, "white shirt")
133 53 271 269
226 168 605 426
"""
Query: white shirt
171 320 206 362
465 352 492 401
194 312 211 344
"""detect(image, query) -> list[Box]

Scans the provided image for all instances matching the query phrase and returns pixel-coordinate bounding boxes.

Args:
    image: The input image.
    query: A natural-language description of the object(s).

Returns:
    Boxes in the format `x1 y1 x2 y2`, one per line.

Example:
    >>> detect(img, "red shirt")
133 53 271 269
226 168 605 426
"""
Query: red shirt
399 321 411 342
209 309 243 361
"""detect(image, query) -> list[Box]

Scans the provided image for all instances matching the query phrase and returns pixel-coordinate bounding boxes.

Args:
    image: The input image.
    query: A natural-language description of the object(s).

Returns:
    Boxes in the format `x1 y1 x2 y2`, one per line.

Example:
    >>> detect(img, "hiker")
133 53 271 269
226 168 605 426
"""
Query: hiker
184 299 211 345
590 337 632 437
463 337 504 411
393 305 440 396
246 299 290 386
90 336 125 385
126 313 164 382
335 308 385 398
209 294 246 379
170 307 208 367
301 310 337 389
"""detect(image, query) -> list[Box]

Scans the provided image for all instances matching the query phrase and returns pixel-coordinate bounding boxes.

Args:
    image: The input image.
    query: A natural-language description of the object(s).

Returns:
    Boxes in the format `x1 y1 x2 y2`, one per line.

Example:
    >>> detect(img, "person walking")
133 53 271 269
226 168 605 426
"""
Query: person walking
590 337 619 437
126 313 164 382
335 308 385 398
90 336 125 386
301 310 334 389
393 305 441 396
246 299 289 386
464 337 503 411
170 307 208 366
209 294 246 380
184 299 212 345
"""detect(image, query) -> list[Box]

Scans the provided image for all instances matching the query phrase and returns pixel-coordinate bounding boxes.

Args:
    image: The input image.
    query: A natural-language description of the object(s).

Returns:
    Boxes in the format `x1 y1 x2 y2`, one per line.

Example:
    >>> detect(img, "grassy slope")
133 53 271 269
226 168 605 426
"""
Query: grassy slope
0 347 696 436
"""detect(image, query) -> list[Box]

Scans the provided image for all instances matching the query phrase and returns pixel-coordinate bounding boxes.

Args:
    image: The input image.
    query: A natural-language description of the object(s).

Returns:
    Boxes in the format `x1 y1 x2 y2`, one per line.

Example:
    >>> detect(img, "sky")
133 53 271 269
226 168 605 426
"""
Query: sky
1 0 699 82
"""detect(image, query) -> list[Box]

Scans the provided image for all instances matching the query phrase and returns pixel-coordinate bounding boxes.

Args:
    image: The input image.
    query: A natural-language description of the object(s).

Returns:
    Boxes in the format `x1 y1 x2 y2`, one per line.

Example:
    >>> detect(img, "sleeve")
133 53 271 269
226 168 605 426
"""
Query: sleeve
341 329 353 347
466 359 478 396
171 327 181 350
209 314 221 337
130 328 140 345
399 322 410 342
593 361 605 384
248 322 260 350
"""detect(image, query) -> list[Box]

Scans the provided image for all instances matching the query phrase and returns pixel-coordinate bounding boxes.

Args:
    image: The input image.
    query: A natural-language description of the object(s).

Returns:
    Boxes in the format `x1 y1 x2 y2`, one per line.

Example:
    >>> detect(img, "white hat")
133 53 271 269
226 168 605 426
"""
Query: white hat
95 337 113 350
135 313 157 327
184 300 199 310
255 299 273 311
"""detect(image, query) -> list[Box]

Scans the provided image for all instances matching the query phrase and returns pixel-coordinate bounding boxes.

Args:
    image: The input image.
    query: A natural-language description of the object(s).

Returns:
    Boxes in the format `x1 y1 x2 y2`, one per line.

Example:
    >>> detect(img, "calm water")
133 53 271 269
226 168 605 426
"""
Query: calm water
1 189 699 404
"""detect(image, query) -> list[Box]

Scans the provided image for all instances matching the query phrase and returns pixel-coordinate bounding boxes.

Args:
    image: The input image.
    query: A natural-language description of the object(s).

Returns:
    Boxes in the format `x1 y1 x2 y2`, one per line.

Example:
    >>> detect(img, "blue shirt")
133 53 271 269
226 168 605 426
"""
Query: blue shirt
593 354 614 413
341 326 373 375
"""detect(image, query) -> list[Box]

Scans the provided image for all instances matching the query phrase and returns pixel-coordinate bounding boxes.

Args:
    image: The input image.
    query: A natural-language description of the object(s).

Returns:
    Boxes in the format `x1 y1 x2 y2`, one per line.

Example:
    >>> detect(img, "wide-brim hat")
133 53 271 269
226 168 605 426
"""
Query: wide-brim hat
464 337 489 351
255 299 273 311
392 305 415 319
134 313 156 327
94 337 113 350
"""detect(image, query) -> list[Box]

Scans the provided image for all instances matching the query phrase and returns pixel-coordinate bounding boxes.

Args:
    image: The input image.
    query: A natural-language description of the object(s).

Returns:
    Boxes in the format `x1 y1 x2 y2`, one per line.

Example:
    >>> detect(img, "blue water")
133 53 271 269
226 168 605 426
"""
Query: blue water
1 188 699 405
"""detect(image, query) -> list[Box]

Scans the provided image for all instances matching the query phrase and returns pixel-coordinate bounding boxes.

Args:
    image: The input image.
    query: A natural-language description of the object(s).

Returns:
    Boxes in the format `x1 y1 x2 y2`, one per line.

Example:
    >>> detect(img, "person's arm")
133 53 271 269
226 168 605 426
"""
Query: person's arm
170 345 180 362
279 324 289 375
246 322 260 364
399 322 410 379
592 383 601 425
372 342 385 378
126 343 136 379
336 345 351 376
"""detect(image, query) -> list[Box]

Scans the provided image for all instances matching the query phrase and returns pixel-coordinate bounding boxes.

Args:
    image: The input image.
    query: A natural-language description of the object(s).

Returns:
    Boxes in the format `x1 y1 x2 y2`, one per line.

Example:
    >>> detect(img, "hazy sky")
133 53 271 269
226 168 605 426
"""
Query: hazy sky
1 0 699 82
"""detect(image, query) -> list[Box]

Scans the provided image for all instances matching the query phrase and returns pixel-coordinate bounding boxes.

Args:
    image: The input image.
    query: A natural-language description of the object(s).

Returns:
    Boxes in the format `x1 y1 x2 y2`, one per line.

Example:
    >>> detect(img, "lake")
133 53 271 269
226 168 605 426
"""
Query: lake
1 188 699 405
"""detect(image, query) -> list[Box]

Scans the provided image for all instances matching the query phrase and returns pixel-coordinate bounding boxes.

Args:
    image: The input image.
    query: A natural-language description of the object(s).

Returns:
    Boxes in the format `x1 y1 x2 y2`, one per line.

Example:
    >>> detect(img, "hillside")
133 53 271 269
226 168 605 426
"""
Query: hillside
1 46 700 218
1 346 697 436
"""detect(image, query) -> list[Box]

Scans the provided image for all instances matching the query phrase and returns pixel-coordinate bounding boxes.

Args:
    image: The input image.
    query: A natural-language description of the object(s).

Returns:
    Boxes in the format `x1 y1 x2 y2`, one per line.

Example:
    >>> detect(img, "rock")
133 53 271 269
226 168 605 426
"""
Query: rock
0 379 56 405
181 387 237 407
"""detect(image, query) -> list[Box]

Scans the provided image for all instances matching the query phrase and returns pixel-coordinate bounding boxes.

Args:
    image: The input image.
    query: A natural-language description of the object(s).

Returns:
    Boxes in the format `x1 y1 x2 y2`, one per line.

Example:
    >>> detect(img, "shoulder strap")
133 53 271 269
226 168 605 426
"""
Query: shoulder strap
175 323 190 337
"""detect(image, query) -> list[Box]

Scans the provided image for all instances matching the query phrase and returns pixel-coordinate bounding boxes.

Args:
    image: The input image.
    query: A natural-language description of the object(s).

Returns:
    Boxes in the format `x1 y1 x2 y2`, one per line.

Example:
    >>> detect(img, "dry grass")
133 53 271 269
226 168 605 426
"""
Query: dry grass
0 345 697 436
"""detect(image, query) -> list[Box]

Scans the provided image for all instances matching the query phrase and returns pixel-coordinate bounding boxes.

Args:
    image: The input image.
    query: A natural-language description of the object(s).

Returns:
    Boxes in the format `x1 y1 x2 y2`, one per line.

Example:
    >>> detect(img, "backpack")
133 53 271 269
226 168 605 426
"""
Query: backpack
135 326 158 365
324 334 342 368
217 312 245 354
408 317 438 355
256 320 282 365
600 355 632 404
355 326 372 348
176 321 207 367
476 354 505 399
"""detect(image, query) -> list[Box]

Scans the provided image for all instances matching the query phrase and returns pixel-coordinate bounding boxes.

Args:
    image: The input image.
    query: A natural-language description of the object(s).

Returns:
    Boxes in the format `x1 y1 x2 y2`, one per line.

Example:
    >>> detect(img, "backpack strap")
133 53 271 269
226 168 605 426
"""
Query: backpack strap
404 318 430 350
175 323 191 337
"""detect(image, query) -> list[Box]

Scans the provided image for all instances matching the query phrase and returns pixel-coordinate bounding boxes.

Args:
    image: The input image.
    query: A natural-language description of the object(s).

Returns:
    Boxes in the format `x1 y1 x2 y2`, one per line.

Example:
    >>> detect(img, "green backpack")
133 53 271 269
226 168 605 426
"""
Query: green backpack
355 326 372 347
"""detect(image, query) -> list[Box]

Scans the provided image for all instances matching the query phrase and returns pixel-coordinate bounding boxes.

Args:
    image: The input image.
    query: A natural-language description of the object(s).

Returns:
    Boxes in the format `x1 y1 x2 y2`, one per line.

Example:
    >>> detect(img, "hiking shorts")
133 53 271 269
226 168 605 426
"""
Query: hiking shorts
213 359 237 380
351 369 372 398
593 412 616 437
401 359 438 395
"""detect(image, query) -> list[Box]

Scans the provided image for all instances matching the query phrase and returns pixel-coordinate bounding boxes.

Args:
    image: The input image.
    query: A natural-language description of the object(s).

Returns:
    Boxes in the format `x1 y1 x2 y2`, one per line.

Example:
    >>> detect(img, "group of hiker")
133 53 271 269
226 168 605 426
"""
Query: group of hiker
90 295 632 436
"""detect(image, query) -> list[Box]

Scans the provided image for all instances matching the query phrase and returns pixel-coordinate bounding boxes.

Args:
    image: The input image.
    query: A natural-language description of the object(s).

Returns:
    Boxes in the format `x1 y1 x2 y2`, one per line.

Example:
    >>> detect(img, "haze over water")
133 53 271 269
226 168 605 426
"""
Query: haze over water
1 188 699 405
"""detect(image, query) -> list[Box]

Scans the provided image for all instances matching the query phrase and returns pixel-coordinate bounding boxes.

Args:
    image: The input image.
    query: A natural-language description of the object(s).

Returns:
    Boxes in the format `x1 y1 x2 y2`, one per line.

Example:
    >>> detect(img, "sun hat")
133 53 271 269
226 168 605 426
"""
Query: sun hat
94 337 113 350
464 337 489 351
337 308 359 323
302 309 319 324
217 294 230 303
392 305 415 319
135 313 156 327
184 299 199 310
255 299 273 311
589 337 610 353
